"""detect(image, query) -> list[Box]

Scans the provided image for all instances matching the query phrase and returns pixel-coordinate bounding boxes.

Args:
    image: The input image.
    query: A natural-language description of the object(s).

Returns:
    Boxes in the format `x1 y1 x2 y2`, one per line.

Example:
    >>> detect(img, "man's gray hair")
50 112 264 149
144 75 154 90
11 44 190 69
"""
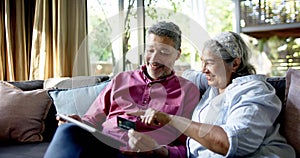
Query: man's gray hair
148 21 181 50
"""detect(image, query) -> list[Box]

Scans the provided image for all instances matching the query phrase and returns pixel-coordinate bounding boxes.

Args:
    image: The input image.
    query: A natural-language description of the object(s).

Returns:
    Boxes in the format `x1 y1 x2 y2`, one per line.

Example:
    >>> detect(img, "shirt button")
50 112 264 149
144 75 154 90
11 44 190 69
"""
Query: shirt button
143 100 147 104
148 84 152 87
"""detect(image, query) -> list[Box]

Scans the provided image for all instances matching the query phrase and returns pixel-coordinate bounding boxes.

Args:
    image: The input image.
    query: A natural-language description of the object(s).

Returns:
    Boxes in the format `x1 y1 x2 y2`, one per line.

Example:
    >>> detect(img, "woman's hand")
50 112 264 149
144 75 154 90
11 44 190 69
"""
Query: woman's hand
127 108 172 126
56 114 81 126
141 108 172 126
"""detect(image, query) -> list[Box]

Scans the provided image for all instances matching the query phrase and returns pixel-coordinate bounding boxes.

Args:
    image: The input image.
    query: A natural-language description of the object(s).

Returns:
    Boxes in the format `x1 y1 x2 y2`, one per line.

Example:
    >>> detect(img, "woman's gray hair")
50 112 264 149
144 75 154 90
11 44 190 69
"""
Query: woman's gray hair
147 21 181 50
203 31 256 77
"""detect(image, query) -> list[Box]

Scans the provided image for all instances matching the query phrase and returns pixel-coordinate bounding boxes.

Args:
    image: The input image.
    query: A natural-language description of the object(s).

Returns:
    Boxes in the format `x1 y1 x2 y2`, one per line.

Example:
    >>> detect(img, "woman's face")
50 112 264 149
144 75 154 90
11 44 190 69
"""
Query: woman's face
201 50 235 92
144 33 180 80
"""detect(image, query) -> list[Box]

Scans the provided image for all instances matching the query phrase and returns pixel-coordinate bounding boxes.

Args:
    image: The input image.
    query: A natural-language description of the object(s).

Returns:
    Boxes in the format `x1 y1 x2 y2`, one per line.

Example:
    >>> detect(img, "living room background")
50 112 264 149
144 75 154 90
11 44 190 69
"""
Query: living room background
1 0 299 81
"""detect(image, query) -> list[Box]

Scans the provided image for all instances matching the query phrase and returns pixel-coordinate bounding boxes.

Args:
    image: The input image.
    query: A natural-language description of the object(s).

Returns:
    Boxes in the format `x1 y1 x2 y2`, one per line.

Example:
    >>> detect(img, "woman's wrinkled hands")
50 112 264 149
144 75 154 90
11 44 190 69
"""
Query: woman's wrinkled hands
56 114 81 126
127 108 172 126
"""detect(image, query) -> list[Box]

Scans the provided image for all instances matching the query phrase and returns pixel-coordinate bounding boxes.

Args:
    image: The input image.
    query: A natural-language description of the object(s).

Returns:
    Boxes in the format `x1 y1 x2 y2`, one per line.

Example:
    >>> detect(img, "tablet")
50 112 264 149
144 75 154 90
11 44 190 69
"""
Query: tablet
57 113 126 147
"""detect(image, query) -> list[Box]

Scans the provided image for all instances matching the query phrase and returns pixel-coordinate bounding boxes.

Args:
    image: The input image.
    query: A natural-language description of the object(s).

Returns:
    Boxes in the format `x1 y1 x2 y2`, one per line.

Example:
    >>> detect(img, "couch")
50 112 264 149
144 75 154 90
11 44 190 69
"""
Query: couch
0 68 299 158
0 75 110 158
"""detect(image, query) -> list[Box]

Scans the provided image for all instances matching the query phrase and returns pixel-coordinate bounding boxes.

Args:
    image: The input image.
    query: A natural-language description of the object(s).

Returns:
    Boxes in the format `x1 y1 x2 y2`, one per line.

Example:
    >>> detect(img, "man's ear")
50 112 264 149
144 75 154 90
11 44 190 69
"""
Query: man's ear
176 49 181 60
232 58 241 72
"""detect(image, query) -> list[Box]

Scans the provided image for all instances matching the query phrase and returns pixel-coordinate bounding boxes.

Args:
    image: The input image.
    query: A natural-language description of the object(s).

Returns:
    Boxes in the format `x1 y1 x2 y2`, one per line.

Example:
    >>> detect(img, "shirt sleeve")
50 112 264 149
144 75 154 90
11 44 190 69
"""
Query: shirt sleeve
182 69 209 96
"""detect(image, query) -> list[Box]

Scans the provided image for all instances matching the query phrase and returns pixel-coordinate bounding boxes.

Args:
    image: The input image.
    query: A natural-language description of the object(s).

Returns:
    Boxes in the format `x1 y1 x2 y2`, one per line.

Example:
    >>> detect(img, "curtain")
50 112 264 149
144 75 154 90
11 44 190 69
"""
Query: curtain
0 0 33 81
30 0 89 79
0 0 89 81
0 1 5 80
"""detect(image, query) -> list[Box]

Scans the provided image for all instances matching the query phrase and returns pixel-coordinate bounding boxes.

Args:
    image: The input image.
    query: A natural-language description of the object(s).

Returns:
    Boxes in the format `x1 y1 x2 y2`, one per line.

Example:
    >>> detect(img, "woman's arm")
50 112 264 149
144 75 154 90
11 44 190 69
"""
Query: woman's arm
169 115 229 156
139 109 229 156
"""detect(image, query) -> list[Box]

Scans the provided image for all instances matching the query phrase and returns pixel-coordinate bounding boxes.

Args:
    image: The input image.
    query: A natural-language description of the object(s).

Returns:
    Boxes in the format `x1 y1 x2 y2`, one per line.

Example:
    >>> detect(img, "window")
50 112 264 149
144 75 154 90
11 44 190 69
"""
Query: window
88 0 300 77
87 0 210 77
87 0 119 76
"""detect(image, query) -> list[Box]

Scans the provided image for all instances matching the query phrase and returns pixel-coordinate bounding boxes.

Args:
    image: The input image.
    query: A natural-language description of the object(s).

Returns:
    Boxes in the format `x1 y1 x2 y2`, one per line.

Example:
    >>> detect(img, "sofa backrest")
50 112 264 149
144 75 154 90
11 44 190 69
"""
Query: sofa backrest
265 77 286 125
244 70 300 157
8 80 44 91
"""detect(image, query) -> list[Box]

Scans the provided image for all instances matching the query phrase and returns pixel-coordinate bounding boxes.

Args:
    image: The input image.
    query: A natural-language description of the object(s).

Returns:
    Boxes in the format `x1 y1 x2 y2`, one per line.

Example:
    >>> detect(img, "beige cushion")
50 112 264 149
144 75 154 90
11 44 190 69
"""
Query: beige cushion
0 81 52 143
284 68 300 157
43 77 70 89
44 76 106 89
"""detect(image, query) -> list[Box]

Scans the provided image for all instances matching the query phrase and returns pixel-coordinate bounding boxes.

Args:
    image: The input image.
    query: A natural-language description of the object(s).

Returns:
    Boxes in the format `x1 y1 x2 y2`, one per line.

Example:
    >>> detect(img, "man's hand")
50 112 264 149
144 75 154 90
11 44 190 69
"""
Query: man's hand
56 114 81 126
127 129 159 152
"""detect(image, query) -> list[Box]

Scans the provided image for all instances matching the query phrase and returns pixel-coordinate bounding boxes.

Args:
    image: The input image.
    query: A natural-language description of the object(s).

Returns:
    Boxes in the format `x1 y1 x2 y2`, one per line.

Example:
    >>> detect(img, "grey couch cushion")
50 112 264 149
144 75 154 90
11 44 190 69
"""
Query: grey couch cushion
0 142 49 158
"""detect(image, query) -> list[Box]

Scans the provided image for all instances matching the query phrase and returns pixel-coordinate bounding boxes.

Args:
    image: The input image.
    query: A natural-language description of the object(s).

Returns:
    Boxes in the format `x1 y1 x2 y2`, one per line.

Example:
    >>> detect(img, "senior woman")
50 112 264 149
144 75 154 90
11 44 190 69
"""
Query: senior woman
128 31 296 157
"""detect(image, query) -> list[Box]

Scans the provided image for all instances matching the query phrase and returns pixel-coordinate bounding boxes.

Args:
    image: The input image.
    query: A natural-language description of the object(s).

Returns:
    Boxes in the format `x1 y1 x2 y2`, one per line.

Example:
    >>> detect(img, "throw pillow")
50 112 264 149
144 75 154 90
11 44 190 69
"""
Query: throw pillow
48 81 109 117
284 68 300 157
0 81 52 143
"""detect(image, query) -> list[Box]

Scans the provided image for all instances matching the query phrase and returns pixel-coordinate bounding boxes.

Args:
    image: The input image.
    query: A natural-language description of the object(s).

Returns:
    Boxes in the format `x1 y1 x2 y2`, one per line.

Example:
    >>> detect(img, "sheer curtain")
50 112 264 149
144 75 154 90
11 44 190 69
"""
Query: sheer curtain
0 0 89 81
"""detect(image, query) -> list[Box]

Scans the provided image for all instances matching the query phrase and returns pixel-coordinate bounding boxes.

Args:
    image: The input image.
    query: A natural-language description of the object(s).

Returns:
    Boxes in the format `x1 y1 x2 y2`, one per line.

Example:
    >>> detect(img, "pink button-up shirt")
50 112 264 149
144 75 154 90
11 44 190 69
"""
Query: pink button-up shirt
83 65 200 158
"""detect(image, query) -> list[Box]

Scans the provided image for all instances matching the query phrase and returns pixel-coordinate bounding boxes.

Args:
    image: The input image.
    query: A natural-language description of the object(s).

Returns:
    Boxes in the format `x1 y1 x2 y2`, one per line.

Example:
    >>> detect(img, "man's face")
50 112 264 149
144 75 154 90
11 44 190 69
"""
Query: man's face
145 34 180 80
